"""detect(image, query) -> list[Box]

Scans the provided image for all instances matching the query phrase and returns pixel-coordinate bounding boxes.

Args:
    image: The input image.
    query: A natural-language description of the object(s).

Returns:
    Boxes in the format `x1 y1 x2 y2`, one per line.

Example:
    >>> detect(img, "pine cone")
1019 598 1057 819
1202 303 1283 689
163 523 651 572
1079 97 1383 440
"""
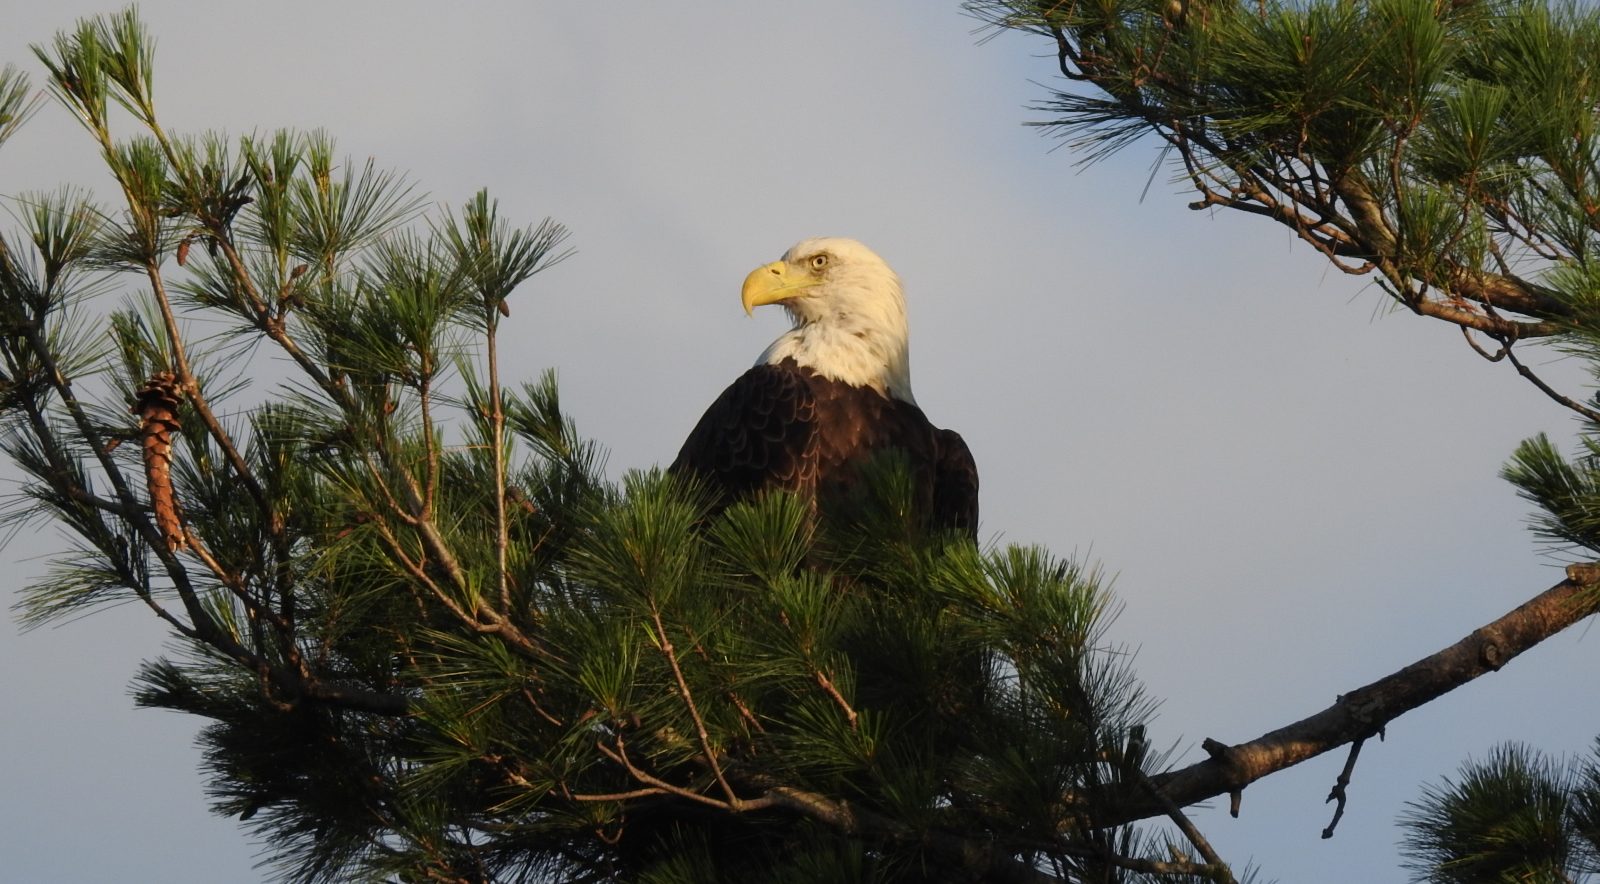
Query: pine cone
132 372 186 551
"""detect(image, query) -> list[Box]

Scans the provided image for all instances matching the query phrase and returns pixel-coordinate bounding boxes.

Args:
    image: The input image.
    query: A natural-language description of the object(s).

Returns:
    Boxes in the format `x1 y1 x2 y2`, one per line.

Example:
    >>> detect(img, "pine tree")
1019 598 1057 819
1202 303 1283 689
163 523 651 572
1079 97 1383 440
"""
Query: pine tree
12 2 1600 880
963 0 1600 409
0 11 1217 882
1399 741 1600 883
967 0 1600 877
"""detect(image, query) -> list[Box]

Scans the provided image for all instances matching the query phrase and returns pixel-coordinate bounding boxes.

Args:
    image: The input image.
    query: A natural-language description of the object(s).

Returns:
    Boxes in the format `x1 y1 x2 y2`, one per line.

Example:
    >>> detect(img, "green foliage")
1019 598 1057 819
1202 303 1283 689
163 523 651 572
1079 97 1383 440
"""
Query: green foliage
438 189 574 330
1501 434 1600 559
1399 741 1600 883
0 9 1185 883
967 1 1600 880
967 0 1600 423
0 64 42 147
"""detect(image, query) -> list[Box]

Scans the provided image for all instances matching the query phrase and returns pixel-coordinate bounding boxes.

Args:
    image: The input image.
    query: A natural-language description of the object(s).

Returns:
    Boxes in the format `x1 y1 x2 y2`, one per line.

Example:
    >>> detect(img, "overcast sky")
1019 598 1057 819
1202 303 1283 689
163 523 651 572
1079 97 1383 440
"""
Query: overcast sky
0 3 1594 882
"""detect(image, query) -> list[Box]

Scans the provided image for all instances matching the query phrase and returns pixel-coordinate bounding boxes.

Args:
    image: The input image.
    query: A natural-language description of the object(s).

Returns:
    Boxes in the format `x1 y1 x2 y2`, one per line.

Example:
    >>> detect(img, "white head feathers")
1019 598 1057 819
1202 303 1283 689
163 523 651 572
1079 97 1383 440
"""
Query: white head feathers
749 237 916 404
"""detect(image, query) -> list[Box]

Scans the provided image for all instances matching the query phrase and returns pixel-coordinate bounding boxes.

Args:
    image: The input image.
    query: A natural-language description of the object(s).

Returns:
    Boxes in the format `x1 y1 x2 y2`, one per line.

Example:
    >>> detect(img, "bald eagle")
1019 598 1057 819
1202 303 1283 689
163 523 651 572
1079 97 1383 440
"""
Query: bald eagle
671 238 978 537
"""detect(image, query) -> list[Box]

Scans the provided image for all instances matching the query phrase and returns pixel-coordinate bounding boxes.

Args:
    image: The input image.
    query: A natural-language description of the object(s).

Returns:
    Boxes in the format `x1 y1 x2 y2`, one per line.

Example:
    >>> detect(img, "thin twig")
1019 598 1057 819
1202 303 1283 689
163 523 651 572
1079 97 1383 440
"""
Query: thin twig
1048 25 1089 80
368 518 547 661
570 787 666 803
7 385 194 637
10 303 226 642
1321 736 1365 839
648 605 740 806
371 519 495 635
486 311 511 613
140 259 279 545
814 669 858 730
595 739 731 811
1461 325 1508 362
418 373 439 521
726 690 765 734
1503 345 1600 424
1130 763 1236 883
520 686 563 728
396 466 473 591
179 526 287 631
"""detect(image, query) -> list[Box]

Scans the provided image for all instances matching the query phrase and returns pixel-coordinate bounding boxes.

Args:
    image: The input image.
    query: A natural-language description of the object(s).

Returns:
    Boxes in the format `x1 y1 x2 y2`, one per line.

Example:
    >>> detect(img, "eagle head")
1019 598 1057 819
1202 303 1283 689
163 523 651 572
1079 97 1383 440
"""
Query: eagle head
743 237 915 404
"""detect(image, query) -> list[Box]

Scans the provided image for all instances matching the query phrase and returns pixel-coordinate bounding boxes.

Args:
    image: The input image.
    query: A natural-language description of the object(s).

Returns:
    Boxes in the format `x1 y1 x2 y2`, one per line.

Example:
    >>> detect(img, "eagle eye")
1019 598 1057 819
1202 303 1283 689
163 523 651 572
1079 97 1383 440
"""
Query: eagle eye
808 254 829 272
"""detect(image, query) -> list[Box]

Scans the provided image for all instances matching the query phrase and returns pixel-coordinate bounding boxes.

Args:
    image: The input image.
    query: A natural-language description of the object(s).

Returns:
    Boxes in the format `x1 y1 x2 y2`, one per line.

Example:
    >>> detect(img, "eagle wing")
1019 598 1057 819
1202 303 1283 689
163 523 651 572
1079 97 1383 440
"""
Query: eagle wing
669 362 820 506
932 427 979 538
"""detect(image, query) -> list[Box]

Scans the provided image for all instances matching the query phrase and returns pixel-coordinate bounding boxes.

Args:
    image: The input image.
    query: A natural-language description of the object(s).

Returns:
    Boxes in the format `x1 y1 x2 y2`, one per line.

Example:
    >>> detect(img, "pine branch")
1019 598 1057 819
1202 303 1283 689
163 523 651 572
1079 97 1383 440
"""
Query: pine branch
487 315 510 613
8 283 226 643
972 0 1600 420
7 382 193 636
593 738 732 811
1130 763 1236 882
648 603 740 807
1501 345 1600 424
1090 564 1600 827
139 253 275 529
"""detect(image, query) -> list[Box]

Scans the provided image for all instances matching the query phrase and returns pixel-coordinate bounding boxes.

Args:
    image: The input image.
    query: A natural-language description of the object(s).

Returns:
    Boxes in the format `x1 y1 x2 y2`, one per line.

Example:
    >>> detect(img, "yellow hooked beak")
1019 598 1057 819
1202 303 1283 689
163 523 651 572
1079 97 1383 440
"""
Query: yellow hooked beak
741 260 817 316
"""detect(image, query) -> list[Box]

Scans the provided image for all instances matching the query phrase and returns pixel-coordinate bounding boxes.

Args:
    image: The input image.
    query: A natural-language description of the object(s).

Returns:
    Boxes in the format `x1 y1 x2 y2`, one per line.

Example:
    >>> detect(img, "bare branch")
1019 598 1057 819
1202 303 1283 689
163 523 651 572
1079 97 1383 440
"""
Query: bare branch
1092 565 1600 826
1462 326 1508 363
1048 26 1089 81
1502 345 1600 424
1320 734 1370 839
1411 298 1558 340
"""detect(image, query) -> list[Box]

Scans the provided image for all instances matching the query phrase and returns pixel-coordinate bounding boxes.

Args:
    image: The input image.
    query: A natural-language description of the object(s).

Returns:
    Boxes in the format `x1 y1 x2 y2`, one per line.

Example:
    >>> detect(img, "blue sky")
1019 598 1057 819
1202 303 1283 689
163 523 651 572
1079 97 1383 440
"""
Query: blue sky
0 3 1594 881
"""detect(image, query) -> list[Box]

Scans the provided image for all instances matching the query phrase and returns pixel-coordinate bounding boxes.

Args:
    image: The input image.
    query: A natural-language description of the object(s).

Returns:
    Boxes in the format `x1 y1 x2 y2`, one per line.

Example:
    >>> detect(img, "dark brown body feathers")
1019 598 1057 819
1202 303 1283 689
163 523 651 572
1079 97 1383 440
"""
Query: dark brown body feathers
671 358 978 537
